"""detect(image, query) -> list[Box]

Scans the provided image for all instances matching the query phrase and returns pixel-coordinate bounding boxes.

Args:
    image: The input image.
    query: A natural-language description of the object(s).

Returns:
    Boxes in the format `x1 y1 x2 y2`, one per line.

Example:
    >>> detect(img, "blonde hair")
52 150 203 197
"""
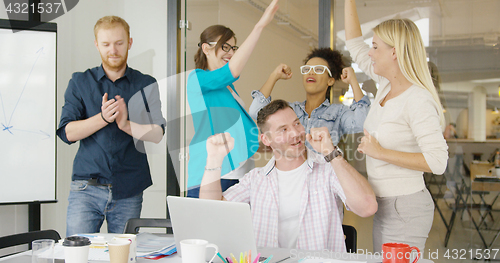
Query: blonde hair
94 16 130 39
373 19 445 128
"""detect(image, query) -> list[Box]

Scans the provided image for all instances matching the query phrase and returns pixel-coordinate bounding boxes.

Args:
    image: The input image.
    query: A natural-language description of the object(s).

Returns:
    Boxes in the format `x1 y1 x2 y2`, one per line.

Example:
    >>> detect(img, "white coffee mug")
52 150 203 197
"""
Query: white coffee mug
62 236 91 263
180 239 218 263
113 234 137 263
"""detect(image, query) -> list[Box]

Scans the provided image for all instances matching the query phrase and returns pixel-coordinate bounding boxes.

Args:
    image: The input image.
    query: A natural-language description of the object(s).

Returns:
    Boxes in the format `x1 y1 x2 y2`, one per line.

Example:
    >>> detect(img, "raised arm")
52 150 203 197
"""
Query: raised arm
228 0 279 78
259 63 292 98
249 64 292 119
341 67 363 102
307 127 377 217
344 0 362 40
199 133 235 200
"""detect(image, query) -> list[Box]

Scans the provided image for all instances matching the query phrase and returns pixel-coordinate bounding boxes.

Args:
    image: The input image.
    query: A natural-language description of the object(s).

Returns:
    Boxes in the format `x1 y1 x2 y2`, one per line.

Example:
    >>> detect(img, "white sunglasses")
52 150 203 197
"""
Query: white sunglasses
300 65 332 77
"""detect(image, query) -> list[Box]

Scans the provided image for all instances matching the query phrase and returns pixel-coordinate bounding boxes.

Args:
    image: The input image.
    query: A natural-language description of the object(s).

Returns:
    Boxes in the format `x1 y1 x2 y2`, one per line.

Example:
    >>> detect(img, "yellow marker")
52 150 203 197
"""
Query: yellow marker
230 253 238 263
89 245 107 249
244 252 247 263
240 252 244 263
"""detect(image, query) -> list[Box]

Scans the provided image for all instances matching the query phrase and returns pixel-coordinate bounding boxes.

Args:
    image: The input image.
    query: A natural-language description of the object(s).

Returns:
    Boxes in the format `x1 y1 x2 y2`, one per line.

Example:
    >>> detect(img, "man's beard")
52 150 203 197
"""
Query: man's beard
101 52 128 70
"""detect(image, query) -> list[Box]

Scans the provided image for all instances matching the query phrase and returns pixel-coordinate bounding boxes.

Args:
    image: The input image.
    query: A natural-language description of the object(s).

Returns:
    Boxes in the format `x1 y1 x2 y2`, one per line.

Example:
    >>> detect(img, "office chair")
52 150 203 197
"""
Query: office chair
342 224 357 253
124 218 173 234
0 229 61 257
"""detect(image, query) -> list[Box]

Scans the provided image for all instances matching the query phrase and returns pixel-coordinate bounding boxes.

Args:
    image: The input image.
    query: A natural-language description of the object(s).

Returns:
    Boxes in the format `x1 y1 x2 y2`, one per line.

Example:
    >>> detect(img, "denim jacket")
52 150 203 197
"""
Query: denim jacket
249 90 370 145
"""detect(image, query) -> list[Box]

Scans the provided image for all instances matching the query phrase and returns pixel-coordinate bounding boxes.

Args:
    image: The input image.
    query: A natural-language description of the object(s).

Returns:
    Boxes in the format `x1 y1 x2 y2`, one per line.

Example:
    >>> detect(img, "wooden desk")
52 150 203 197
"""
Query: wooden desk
470 162 499 191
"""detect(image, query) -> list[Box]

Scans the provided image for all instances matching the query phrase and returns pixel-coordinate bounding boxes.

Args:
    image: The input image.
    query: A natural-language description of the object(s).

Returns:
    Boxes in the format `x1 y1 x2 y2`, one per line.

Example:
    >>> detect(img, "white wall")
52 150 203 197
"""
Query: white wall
0 0 168 255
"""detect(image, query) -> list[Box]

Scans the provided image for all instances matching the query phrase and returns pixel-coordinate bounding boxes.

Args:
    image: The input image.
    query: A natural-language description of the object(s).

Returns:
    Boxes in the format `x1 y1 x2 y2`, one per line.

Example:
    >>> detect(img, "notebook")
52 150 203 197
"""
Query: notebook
167 196 257 260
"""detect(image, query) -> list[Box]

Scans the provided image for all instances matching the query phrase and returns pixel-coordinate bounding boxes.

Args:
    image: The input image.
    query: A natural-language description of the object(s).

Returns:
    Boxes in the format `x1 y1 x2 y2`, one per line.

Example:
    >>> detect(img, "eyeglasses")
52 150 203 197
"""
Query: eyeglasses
207 42 239 52
300 65 332 77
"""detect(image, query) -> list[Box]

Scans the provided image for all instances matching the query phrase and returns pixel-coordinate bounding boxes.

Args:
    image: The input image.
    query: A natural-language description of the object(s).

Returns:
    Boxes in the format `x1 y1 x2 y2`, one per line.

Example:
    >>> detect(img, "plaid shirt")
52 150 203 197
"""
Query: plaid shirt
223 151 347 251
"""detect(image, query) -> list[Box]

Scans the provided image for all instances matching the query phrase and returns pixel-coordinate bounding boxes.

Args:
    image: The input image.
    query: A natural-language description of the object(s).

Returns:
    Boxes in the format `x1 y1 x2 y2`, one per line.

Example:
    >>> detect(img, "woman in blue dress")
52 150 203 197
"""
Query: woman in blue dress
186 0 280 197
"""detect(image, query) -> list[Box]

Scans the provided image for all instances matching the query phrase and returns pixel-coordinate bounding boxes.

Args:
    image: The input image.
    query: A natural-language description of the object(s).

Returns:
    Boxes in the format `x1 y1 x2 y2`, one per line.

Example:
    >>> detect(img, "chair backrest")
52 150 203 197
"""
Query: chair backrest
124 218 172 234
0 229 61 250
342 224 357 253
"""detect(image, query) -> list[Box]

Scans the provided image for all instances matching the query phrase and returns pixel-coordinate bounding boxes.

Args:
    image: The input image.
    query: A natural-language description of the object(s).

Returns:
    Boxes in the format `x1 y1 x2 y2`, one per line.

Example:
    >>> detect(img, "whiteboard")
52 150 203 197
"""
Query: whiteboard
0 20 57 204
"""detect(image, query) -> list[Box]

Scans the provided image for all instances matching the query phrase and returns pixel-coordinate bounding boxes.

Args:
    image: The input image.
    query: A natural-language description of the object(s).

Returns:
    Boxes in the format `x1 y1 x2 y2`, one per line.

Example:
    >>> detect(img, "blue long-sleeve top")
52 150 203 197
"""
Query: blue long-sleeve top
187 63 259 189
57 65 166 200
249 90 371 145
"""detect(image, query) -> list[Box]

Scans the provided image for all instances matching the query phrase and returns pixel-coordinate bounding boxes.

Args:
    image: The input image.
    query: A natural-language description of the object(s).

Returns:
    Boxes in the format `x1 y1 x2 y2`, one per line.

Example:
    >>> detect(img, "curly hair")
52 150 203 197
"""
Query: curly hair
303 48 347 81
303 48 348 102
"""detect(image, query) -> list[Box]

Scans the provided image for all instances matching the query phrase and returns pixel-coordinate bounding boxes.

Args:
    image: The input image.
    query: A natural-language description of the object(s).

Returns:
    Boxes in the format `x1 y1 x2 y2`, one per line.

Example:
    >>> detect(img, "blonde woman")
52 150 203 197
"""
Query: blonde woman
344 0 448 252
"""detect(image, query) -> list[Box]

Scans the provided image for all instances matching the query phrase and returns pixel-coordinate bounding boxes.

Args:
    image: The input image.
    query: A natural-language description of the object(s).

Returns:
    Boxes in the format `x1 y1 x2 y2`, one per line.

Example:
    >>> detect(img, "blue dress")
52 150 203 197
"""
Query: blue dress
186 64 259 191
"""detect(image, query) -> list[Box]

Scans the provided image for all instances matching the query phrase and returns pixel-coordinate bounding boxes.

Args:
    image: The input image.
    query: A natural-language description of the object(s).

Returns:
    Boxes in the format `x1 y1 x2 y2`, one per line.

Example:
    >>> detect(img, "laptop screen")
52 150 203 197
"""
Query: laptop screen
167 196 257 260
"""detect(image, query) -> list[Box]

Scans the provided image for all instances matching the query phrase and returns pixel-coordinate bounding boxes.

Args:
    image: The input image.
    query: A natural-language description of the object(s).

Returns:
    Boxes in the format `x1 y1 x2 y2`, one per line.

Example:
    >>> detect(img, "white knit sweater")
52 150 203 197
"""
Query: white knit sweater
346 36 448 197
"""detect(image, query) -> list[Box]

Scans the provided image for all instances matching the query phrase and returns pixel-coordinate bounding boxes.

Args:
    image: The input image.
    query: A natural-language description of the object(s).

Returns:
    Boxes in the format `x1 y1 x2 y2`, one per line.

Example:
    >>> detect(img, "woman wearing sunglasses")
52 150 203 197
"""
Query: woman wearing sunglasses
344 0 447 252
186 0 279 198
249 48 370 146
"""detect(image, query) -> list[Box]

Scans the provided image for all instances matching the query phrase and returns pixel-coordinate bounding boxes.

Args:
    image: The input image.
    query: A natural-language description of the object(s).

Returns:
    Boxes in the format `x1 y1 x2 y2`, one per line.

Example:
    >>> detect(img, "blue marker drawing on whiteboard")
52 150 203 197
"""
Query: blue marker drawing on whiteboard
1 46 50 139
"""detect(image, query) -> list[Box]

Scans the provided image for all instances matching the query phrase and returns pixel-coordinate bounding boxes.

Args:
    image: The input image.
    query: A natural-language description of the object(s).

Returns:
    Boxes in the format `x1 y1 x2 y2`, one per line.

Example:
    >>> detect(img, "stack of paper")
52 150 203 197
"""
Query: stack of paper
136 232 177 259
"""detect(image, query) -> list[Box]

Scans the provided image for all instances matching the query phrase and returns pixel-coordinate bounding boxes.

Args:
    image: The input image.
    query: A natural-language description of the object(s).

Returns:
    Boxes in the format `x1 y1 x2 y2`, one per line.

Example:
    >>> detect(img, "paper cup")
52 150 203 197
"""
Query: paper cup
113 234 137 263
108 239 131 263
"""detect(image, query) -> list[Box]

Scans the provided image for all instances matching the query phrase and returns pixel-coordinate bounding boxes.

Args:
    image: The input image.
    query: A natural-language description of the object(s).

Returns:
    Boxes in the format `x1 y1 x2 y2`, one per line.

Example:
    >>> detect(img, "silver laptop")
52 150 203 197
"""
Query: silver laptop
167 196 257 260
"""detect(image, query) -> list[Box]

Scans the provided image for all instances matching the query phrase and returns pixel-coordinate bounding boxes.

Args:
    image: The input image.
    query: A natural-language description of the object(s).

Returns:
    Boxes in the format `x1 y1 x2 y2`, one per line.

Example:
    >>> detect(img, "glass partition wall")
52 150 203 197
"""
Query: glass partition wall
178 0 321 189
176 0 500 259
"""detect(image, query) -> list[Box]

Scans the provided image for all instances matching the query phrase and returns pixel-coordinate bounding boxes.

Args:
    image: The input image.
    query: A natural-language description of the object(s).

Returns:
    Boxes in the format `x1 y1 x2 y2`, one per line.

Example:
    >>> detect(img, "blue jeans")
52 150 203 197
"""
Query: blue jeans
66 180 143 237
186 179 239 198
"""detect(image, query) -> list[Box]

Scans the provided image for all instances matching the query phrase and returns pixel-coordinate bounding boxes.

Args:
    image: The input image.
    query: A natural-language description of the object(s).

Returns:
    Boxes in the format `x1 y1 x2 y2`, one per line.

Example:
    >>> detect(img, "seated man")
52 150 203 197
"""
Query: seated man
200 99 377 252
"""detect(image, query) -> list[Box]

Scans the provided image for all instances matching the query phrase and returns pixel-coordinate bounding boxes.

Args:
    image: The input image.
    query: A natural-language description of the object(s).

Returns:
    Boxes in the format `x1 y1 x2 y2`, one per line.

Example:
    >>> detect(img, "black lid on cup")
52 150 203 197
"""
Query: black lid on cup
63 236 91 246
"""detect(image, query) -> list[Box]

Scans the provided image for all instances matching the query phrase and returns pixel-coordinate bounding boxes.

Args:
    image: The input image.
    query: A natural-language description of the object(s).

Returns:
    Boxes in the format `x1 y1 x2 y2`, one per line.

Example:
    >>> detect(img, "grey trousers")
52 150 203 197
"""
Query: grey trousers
373 188 434 252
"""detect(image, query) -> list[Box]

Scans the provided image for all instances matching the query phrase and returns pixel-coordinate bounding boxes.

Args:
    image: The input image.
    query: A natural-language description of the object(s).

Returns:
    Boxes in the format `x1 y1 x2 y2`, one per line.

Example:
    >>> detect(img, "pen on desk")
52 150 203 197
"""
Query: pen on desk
230 253 238 263
274 256 290 263
217 252 227 263
252 253 261 263
262 255 273 263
